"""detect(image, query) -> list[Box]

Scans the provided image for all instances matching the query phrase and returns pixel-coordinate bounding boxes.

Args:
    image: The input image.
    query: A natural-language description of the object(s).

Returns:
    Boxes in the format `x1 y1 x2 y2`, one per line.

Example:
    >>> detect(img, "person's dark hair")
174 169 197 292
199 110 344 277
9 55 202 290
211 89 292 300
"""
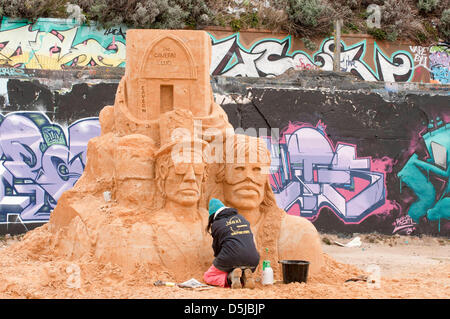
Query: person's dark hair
205 213 216 235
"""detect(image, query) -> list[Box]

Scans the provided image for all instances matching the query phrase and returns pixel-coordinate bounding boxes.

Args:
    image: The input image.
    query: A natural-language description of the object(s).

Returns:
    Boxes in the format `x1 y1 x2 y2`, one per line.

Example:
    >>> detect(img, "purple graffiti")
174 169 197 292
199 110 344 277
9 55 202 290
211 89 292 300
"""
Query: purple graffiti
263 121 387 223
429 45 450 84
0 112 100 224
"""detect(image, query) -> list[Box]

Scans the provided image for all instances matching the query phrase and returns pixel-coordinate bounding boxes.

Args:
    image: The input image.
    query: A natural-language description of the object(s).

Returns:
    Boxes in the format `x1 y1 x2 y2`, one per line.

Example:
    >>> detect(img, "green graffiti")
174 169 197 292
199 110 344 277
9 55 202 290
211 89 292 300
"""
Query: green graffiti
398 120 450 223
41 125 66 149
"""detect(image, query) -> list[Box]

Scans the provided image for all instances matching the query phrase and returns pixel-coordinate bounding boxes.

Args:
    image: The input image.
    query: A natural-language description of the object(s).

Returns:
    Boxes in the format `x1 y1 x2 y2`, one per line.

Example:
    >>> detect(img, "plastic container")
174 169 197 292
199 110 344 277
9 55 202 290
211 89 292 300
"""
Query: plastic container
261 260 274 285
279 260 310 284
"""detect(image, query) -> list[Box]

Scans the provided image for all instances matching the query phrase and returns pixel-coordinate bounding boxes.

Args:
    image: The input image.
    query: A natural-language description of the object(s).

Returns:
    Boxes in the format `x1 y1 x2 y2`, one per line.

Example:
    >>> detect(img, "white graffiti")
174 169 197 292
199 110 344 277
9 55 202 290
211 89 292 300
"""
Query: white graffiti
409 46 430 69
210 35 317 77
316 39 413 82
210 34 414 82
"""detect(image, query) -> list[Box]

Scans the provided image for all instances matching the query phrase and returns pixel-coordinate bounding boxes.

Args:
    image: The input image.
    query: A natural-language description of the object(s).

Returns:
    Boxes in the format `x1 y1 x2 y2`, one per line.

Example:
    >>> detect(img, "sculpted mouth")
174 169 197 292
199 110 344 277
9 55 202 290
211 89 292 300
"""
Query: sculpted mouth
236 183 259 192
179 189 199 195
235 184 260 195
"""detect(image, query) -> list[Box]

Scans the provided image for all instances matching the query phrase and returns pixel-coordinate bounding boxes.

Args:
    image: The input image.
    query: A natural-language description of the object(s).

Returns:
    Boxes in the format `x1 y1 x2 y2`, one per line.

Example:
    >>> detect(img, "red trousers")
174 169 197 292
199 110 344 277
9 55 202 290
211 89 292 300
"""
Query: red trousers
203 265 230 288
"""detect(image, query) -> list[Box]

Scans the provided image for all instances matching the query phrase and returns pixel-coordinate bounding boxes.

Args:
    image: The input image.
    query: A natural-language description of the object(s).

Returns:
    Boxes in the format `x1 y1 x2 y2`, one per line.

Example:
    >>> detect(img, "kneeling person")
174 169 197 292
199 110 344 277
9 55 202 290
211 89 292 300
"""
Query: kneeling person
204 198 260 289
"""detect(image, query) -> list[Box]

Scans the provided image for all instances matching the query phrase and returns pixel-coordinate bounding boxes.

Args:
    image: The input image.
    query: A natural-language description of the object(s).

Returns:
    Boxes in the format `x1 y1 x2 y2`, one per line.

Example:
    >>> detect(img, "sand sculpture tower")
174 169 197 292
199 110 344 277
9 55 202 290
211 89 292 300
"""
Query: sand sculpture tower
48 30 324 282
108 30 230 145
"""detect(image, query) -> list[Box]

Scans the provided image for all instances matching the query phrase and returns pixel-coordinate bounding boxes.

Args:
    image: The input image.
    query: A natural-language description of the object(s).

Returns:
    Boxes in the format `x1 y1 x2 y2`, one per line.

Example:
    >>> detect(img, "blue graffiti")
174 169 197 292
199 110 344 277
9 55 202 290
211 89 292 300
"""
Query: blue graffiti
429 44 450 84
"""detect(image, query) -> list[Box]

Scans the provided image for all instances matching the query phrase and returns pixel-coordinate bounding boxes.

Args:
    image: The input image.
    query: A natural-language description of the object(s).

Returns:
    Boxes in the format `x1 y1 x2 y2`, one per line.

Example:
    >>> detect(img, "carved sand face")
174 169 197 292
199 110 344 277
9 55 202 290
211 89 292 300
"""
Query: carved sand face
223 161 267 210
164 157 205 207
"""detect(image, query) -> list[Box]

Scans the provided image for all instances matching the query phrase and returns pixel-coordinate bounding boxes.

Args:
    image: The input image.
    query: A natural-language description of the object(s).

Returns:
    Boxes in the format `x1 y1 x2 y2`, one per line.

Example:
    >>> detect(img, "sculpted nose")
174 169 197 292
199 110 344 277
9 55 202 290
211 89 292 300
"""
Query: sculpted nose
183 165 196 182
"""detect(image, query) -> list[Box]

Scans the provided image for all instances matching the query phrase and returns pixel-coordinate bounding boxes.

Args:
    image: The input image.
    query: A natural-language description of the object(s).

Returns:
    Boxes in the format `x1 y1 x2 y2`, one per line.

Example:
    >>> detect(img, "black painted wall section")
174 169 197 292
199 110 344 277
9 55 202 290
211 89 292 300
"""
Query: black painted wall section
2 79 118 123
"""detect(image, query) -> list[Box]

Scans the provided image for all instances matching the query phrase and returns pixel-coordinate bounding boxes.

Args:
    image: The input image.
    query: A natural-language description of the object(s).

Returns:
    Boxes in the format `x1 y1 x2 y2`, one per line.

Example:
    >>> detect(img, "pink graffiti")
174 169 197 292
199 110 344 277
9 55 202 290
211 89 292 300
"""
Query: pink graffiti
295 61 317 71
392 215 416 234
269 121 395 224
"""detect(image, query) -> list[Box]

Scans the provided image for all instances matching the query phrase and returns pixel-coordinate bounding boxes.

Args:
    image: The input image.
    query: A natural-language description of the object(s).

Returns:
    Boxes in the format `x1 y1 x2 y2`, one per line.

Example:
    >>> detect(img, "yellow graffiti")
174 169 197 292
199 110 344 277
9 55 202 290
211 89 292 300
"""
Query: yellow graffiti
0 24 125 70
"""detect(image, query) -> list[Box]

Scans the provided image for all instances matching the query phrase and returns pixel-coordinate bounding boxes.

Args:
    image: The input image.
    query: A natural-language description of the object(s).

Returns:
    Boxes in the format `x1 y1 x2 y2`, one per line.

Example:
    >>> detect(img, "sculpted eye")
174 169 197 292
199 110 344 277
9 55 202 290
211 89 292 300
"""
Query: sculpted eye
253 166 261 172
235 166 245 171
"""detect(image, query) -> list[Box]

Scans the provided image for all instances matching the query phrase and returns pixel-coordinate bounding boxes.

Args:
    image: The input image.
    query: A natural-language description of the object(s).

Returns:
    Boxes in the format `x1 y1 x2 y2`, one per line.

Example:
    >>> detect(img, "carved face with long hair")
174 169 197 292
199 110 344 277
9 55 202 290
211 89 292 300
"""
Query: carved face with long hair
217 134 275 210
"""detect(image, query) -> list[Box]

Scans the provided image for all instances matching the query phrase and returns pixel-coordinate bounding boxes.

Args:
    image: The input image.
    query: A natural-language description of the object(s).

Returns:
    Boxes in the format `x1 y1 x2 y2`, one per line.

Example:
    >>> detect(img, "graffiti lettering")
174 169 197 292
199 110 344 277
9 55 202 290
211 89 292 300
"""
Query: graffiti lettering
429 44 450 84
210 34 317 77
0 17 126 69
210 34 414 82
409 46 429 68
0 67 27 77
392 215 416 235
0 112 100 226
398 118 450 224
315 39 413 82
262 121 388 223
104 27 126 40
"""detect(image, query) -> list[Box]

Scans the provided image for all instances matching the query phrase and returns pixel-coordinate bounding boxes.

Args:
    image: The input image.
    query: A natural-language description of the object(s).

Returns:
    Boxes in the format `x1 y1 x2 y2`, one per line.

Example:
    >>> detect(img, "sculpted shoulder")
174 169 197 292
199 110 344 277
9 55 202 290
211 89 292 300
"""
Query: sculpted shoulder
277 214 324 275
280 214 319 236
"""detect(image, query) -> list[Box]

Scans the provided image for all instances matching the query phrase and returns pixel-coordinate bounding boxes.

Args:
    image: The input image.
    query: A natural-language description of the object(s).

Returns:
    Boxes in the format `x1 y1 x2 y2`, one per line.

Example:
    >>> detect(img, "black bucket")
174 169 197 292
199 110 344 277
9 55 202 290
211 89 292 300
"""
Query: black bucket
279 260 310 284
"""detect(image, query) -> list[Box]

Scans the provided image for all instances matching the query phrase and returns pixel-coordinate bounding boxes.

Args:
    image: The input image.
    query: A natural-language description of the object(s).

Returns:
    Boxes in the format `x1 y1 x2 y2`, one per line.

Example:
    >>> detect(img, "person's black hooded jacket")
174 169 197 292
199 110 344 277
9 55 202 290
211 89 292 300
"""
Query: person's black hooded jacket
211 207 260 273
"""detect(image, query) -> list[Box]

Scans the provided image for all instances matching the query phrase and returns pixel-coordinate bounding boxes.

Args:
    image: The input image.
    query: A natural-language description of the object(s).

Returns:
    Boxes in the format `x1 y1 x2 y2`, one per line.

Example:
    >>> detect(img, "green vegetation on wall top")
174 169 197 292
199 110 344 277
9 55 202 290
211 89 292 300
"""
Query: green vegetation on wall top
0 0 448 44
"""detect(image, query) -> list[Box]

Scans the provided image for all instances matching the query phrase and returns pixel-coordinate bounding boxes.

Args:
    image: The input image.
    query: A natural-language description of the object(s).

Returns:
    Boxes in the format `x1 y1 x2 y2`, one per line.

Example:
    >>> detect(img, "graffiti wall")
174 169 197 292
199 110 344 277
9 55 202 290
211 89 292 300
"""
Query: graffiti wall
0 76 115 234
0 17 126 69
209 32 415 82
429 45 450 84
0 17 449 83
262 121 388 224
216 74 449 236
0 112 99 233
398 118 450 228
0 73 449 236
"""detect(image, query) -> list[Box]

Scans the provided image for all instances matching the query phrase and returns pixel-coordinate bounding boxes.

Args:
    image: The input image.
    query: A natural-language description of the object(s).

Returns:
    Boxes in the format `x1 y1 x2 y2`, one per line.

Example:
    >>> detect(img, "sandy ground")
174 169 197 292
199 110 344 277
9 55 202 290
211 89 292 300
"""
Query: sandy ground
320 234 450 278
0 231 448 299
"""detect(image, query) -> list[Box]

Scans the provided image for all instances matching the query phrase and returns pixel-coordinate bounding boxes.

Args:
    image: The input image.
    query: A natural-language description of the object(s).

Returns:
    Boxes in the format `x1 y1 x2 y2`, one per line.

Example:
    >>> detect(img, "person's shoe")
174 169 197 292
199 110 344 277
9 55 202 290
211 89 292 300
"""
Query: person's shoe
228 268 242 289
242 268 255 289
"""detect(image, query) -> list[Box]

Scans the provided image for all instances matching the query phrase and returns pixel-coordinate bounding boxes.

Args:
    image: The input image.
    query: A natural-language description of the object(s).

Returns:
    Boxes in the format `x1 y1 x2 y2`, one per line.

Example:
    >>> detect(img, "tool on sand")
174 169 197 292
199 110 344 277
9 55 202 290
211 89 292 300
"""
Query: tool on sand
153 280 176 287
345 275 368 283
178 278 214 290
154 278 214 290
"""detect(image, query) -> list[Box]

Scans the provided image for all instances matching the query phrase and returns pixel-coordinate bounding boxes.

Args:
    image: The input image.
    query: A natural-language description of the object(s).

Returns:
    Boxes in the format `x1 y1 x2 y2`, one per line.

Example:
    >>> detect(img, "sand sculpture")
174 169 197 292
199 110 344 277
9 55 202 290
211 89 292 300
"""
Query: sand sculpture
47 29 324 282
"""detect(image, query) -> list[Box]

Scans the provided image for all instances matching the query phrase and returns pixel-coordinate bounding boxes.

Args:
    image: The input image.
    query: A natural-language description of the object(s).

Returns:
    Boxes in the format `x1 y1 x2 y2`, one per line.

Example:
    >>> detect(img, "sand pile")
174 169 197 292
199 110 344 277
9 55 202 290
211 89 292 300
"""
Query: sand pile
0 226 360 298
1 231 448 299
